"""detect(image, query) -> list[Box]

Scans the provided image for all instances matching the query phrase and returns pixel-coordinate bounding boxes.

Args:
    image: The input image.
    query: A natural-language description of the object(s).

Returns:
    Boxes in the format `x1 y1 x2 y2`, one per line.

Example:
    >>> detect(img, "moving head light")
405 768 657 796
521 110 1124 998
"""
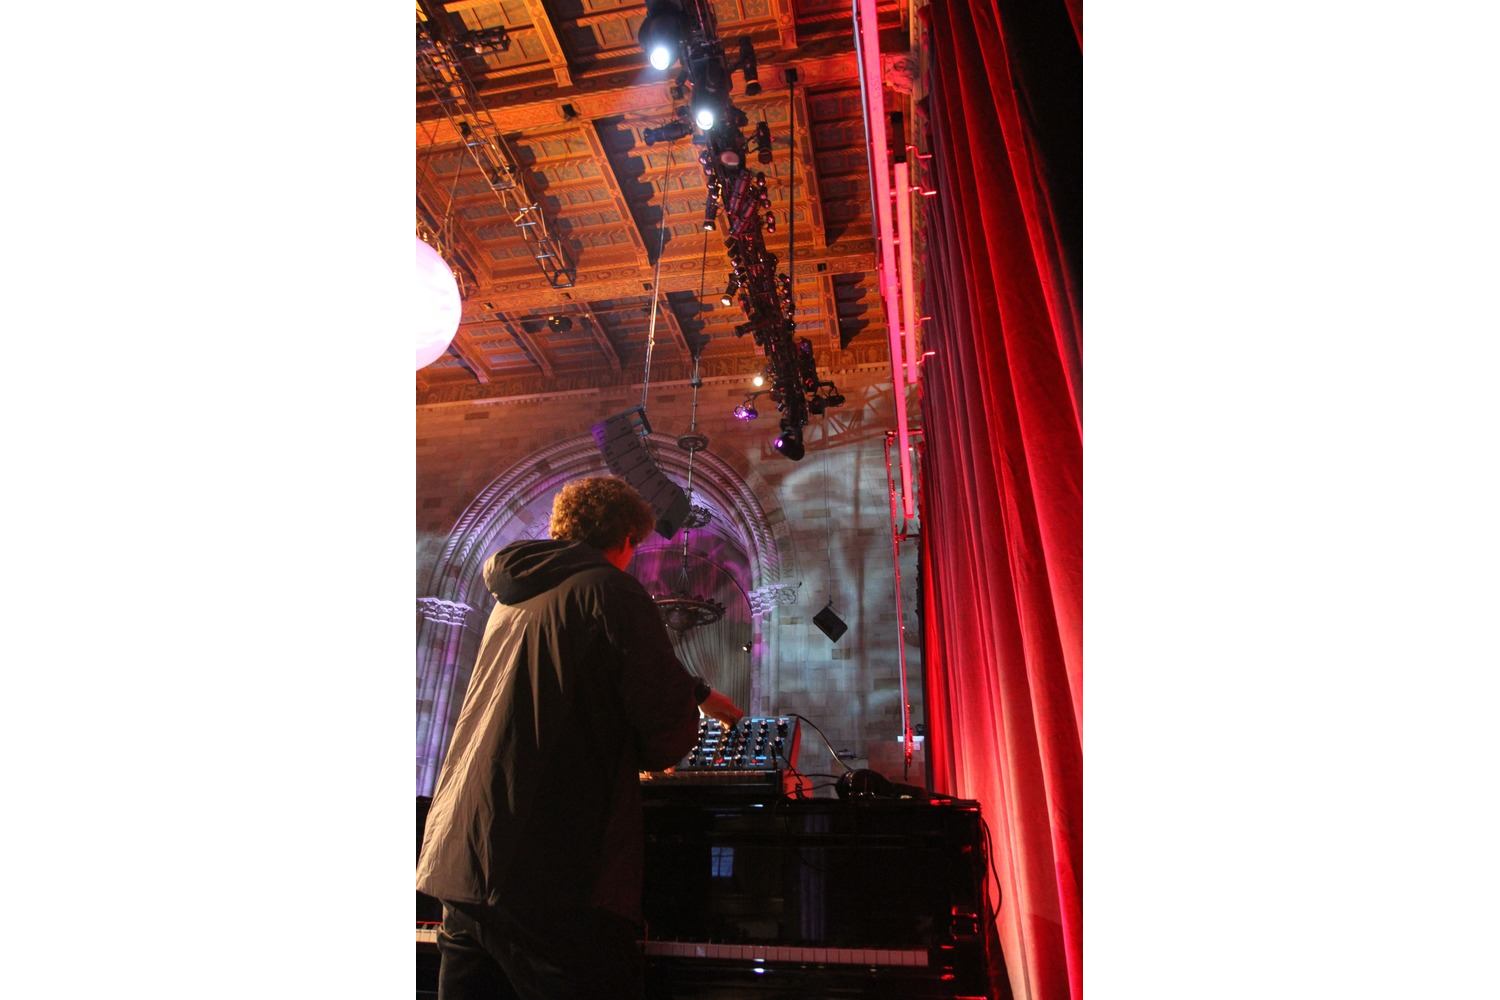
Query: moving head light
638 1 687 72
644 120 693 146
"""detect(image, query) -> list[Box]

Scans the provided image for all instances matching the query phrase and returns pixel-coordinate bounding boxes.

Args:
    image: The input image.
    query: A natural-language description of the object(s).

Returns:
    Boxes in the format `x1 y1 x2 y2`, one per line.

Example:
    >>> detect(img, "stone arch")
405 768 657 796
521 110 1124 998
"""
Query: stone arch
422 432 788 607
416 431 791 794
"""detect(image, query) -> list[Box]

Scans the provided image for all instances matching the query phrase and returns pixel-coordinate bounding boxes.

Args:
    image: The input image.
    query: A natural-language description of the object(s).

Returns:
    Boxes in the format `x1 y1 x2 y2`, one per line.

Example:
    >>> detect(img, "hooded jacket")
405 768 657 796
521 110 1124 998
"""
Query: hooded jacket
414 538 702 923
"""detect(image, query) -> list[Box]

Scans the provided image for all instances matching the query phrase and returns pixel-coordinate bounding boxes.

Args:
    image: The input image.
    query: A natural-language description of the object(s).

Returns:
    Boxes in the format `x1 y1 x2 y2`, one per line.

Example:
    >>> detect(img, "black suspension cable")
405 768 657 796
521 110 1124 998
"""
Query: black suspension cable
641 143 677 414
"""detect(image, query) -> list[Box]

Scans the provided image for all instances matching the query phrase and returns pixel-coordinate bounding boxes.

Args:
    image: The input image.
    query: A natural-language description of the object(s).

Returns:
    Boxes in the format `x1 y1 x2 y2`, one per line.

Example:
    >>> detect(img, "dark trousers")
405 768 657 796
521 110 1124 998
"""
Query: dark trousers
437 900 644 1000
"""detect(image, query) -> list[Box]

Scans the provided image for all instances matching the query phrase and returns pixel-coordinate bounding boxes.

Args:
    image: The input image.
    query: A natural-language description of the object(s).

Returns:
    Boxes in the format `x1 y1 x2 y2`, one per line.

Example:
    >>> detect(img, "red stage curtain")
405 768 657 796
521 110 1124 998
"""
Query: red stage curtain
917 3 1081 999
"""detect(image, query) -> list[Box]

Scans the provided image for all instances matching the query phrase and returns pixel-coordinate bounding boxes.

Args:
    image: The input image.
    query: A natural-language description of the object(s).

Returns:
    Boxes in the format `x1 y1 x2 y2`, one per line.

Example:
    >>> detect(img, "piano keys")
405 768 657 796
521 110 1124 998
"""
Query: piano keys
641 939 930 967
421 927 933 969
420 928 973 998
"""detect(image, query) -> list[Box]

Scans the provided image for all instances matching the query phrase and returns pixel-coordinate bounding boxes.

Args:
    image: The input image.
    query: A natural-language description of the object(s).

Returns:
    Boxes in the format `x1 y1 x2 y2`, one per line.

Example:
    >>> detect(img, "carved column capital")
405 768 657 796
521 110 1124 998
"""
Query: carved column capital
748 582 802 618
417 597 475 627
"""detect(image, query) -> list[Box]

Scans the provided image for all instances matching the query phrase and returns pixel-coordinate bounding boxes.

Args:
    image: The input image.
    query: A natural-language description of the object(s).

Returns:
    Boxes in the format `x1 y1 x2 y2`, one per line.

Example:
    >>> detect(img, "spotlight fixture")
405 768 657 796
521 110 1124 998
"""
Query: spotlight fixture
688 55 728 131
773 424 805 461
737 38 761 96
753 121 773 164
463 25 511 55
703 200 718 231
643 120 692 146
733 403 758 421
752 373 764 387
637 0 686 72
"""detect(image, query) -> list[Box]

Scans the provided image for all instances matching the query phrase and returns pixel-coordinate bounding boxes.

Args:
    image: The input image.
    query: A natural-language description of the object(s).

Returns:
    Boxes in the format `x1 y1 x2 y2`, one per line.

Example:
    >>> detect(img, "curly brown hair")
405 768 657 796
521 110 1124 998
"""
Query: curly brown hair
548 476 657 551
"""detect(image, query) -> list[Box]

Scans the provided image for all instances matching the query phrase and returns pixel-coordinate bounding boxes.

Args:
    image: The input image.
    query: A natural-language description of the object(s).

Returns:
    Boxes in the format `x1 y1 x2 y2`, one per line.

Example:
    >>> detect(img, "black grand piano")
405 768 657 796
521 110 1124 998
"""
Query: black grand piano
418 720 993 999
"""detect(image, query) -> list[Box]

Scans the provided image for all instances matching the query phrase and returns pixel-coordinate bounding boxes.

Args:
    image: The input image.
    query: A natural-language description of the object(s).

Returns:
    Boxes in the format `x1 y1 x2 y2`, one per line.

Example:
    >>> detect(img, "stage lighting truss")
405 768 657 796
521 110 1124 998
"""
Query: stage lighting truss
416 1 575 289
636 0 844 461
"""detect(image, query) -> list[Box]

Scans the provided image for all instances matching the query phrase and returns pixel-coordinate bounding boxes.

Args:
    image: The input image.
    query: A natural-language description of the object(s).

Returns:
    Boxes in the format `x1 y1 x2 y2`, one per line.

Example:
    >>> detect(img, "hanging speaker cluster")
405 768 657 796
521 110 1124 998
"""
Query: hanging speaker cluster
591 407 691 539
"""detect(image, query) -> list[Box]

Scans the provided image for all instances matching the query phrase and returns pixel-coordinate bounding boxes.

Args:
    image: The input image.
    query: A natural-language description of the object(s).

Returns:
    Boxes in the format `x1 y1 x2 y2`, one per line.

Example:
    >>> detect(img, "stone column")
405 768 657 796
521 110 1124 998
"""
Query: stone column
415 597 477 795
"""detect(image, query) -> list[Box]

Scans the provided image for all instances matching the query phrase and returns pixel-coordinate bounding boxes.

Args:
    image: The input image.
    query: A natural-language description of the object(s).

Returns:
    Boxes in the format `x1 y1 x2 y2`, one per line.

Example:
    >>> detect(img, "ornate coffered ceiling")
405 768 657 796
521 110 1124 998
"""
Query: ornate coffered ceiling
415 0 912 407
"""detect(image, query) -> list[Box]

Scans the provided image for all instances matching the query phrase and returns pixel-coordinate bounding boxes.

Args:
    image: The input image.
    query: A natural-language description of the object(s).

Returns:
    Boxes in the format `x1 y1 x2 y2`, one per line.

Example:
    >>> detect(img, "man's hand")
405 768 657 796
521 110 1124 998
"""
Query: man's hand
699 689 745 727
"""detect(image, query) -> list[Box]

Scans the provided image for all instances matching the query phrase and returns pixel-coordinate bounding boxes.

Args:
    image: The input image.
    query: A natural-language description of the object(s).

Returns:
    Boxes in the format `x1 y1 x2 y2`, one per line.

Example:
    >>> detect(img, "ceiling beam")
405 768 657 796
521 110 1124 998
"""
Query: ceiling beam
446 327 494 383
573 302 625 368
515 0 575 87
462 243 877 310
416 52 861 140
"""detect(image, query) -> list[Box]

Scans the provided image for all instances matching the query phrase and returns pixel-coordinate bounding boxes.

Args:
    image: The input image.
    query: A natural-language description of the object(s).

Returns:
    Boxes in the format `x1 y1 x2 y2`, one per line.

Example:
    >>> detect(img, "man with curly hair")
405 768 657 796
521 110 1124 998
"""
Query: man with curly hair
416 475 744 1000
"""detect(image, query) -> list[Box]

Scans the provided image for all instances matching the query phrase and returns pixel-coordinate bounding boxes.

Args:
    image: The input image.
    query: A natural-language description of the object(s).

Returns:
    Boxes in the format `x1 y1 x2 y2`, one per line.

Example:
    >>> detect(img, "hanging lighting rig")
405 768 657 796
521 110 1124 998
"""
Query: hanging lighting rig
637 0 844 461
416 0 576 289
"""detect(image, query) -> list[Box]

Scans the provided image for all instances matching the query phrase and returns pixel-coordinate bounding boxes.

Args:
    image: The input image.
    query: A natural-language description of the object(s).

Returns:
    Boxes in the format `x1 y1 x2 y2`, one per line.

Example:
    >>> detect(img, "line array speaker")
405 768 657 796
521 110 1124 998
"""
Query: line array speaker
591 407 691 539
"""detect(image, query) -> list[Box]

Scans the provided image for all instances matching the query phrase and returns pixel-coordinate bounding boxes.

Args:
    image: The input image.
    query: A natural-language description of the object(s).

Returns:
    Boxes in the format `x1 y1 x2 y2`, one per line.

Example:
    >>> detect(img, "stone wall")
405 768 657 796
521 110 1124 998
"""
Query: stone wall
416 365 925 793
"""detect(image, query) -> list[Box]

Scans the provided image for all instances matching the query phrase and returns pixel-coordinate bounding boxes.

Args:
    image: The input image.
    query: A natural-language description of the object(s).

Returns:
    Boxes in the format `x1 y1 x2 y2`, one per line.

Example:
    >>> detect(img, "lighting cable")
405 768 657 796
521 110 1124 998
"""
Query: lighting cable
787 72 795 306
640 142 678 414
698 224 709 301
820 419 838 617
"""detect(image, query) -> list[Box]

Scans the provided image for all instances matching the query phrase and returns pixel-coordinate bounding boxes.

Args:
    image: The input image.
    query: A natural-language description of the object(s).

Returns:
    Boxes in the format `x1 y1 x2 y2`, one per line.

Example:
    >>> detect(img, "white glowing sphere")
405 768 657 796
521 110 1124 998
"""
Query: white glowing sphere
416 236 462 370
649 45 672 71
695 107 715 130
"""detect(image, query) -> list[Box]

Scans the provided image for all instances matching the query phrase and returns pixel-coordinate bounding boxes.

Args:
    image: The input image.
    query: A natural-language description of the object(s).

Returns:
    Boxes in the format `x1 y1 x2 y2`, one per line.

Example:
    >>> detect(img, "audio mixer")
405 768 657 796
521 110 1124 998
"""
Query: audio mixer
640 716 807 799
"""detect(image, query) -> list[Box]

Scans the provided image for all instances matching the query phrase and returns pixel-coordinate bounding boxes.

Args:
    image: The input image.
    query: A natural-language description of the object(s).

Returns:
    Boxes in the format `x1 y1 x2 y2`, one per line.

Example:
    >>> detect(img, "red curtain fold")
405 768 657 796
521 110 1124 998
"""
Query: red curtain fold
917 3 1081 1000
